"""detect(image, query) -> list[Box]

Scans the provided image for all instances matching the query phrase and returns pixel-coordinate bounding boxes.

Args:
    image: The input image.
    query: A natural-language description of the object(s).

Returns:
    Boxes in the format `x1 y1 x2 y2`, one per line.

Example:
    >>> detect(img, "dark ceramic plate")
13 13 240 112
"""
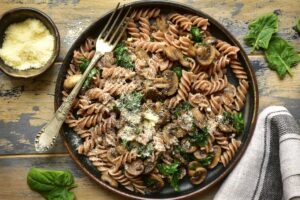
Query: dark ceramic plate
55 1 258 199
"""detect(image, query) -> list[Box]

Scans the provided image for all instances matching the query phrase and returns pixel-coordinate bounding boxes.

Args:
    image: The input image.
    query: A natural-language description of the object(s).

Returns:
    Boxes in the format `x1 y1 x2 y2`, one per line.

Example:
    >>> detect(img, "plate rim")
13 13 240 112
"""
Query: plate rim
55 1 259 199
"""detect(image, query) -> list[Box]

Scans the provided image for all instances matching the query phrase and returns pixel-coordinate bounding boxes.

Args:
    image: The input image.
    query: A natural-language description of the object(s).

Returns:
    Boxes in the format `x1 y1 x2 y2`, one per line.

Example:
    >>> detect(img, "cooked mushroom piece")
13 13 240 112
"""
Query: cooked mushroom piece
107 148 119 163
162 70 178 96
146 173 165 192
187 46 197 57
204 36 217 45
63 74 82 90
156 16 169 32
195 45 216 66
190 167 207 185
143 158 156 174
181 138 197 153
164 46 183 61
116 145 127 155
175 128 187 138
194 150 207 160
188 161 201 174
126 160 144 176
208 145 222 169
101 171 118 187
135 48 149 60
144 86 164 101
191 107 207 128
218 123 236 133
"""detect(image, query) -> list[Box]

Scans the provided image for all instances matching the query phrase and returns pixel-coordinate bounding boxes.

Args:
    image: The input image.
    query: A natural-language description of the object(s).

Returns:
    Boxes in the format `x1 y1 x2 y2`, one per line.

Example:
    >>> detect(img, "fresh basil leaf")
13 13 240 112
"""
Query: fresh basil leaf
244 13 278 51
27 168 76 200
265 36 300 78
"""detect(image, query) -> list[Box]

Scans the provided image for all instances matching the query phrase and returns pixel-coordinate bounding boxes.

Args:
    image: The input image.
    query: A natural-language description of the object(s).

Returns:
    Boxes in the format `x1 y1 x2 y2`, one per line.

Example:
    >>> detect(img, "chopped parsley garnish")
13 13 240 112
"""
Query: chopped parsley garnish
223 112 244 135
158 161 181 192
189 127 209 147
190 26 202 43
172 102 192 118
117 92 144 111
199 152 214 167
113 42 134 70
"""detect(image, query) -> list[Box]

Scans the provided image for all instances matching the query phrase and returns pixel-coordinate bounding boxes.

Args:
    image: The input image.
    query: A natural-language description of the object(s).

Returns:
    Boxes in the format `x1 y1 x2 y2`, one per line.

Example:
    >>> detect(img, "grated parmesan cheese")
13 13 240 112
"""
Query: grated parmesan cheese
0 18 54 70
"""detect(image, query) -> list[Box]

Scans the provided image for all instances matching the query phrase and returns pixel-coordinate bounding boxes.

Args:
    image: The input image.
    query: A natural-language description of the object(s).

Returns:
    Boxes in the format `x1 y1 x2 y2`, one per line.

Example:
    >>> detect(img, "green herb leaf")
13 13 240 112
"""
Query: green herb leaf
172 65 183 79
296 19 300 33
265 36 300 78
189 127 209 147
113 42 134 70
199 152 214 167
142 177 156 187
138 144 153 159
172 102 192 118
244 13 278 51
79 58 91 73
116 92 144 111
190 26 202 43
27 168 76 200
158 161 181 192
82 67 97 91
223 112 245 135
175 145 195 162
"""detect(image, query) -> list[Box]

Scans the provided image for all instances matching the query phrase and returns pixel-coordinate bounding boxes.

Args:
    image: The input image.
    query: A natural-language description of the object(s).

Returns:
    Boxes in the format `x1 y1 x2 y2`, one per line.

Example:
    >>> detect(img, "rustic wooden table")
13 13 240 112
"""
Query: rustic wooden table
0 0 299 199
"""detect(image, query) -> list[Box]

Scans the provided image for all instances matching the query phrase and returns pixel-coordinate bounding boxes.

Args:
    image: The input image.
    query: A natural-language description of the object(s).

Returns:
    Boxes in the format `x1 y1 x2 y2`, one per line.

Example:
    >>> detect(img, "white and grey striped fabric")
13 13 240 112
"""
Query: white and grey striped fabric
214 106 300 200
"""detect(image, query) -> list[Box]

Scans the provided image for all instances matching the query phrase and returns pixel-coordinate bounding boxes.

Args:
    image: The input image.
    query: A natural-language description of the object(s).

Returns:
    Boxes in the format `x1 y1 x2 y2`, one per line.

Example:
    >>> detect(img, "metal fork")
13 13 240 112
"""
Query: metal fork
35 3 131 152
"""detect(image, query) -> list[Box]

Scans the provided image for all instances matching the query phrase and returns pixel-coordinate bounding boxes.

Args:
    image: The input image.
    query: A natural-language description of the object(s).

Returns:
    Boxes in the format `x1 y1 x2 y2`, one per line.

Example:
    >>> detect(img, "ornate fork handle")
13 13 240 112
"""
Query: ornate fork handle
35 52 102 152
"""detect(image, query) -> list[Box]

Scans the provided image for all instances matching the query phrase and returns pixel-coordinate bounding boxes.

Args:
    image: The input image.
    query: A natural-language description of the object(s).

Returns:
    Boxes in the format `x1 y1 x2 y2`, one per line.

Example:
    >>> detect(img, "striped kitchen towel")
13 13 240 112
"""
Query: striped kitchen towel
214 106 300 200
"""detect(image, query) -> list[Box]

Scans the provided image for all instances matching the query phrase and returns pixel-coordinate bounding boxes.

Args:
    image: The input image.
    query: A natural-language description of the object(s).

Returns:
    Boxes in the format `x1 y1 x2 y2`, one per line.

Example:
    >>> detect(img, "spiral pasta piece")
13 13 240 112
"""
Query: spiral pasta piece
234 79 249 111
131 8 160 20
185 14 209 30
127 19 140 40
220 138 241 166
169 13 192 31
139 17 151 41
134 41 166 53
230 59 248 80
177 71 194 101
216 40 240 58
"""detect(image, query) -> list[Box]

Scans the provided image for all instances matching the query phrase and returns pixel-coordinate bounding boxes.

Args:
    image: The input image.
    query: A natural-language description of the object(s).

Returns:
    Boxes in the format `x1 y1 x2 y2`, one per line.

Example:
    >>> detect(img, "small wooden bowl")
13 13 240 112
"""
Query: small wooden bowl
0 8 60 78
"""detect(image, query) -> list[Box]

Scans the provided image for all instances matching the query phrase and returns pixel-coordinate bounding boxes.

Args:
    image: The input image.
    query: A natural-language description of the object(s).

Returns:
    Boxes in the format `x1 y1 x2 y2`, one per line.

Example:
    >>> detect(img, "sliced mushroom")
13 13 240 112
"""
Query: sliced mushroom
116 145 127 155
64 74 82 90
195 45 216 66
162 70 178 96
146 173 165 192
204 36 217 45
181 138 197 153
101 171 118 187
191 107 207 128
107 148 119 163
156 16 169 32
208 145 221 169
144 86 163 101
189 167 207 185
187 46 197 57
188 161 201 173
126 160 144 176
194 150 207 160
143 158 156 174
164 46 183 61
218 123 236 133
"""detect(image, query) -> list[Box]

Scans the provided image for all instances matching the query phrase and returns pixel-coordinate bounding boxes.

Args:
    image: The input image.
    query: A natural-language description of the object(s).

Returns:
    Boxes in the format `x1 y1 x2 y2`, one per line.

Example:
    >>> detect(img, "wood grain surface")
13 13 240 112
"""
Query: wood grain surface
0 0 299 199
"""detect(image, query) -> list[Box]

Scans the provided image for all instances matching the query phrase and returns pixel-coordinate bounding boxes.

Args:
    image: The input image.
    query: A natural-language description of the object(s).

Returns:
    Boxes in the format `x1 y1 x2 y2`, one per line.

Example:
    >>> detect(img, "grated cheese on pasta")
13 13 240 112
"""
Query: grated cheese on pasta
0 18 54 70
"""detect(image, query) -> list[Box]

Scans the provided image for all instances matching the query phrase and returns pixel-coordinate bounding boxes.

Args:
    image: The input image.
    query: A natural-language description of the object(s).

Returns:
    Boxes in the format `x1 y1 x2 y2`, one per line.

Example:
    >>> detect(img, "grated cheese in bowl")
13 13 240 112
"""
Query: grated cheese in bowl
0 18 54 70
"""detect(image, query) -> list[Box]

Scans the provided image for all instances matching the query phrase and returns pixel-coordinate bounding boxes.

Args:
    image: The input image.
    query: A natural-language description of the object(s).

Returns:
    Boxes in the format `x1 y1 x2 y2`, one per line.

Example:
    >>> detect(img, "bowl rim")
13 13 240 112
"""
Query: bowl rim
55 1 259 199
0 7 60 78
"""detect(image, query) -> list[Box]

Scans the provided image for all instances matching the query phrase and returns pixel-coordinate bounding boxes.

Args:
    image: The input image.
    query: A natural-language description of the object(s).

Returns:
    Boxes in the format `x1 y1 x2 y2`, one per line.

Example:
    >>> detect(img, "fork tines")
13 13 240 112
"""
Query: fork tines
98 3 132 46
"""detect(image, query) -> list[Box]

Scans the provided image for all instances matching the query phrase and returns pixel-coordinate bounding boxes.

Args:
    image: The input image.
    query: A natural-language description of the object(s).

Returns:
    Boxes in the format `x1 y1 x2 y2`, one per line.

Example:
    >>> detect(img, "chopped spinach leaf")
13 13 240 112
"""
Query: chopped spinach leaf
82 67 97 91
190 26 202 43
199 152 214 167
223 112 245 135
172 65 183 79
116 92 144 111
172 102 192 118
189 127 209 147
158 161 181 192
79 57 91 73
113 42 134 70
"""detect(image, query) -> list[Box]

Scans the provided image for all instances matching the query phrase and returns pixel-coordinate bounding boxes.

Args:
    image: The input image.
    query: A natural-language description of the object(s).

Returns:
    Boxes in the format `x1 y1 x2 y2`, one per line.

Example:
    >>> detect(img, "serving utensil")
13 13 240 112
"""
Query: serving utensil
35 3 131 152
